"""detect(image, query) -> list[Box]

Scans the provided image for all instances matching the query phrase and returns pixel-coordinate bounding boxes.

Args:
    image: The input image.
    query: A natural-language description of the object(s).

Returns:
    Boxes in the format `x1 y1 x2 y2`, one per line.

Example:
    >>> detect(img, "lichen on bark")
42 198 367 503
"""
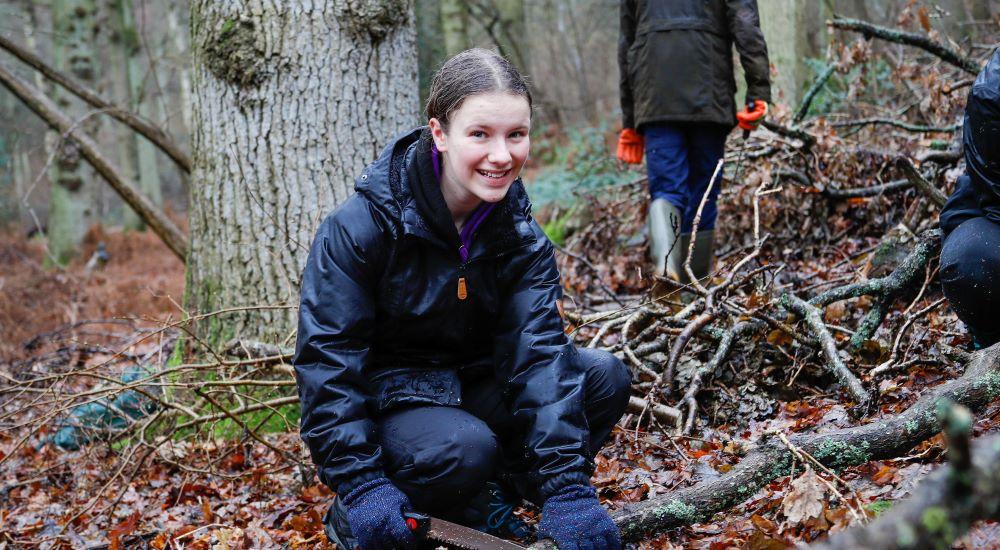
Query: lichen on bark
333 0 410 40
201 17 268 88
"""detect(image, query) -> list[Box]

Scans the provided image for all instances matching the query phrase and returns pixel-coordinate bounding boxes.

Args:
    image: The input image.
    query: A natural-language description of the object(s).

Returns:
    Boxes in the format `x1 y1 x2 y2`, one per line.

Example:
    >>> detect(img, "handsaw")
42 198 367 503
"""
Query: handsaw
404 511 527 550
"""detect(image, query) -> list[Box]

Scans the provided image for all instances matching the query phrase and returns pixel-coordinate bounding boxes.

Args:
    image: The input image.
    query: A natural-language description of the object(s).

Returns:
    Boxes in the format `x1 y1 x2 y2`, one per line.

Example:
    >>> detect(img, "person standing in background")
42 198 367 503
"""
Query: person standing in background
616 0 771 282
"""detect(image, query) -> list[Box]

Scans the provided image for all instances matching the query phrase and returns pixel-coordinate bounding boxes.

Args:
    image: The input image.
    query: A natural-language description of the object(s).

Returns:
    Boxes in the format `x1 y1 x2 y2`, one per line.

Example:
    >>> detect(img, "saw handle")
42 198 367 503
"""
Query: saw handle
403 511 431 538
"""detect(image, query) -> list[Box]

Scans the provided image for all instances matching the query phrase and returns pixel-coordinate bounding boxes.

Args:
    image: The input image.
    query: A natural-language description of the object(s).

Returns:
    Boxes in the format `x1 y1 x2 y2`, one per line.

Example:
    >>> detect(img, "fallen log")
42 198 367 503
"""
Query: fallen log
612 343 1000 542
815 412 1000 549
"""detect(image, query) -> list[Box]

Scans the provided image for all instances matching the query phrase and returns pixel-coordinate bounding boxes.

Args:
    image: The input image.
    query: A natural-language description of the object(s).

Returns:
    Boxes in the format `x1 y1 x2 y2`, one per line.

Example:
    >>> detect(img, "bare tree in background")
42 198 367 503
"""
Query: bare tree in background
109 0 163 231
47 0 100 262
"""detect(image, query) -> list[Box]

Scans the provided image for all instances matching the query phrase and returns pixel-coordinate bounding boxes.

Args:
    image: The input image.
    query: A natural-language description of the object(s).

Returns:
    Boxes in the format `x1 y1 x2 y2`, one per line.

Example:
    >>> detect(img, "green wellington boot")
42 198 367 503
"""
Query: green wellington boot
679 229 716 284
648 198 683 280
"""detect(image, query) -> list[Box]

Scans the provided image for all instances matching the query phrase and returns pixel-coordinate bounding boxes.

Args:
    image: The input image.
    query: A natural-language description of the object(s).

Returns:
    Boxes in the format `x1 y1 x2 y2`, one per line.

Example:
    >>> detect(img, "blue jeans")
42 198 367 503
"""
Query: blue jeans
644 122 730 232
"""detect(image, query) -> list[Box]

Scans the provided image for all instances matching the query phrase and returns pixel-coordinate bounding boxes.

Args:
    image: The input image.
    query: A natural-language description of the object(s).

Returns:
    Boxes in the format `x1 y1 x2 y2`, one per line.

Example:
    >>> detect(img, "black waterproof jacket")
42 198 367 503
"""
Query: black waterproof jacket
294 128 592 500
941 48 1000 237
618 0 771 130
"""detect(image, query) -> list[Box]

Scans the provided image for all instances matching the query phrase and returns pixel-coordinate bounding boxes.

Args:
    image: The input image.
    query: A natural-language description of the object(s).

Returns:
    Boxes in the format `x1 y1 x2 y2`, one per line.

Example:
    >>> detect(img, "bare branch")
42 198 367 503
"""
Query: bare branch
829 17 982 75
0 61 188 261
0 35 191 172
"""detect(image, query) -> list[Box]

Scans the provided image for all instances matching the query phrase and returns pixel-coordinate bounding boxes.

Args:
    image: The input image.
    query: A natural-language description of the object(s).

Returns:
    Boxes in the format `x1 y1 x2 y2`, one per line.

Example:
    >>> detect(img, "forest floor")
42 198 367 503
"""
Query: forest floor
4 16 1000 546
2 182 999 549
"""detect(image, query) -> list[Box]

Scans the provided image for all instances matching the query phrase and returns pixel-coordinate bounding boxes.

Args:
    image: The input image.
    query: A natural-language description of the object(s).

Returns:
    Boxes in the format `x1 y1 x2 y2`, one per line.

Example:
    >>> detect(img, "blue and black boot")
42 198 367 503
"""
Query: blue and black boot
323 496 358 549
463 481 533 540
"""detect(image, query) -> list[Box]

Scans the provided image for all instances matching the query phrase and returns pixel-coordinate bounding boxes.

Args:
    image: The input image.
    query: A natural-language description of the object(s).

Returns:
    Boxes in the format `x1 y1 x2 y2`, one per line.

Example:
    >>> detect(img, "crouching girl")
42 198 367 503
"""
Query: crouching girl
294 49 629 550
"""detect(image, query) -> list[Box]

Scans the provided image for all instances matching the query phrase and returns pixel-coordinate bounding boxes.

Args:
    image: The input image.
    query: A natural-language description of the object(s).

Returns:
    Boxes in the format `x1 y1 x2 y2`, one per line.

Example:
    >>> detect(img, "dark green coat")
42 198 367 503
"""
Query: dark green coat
618 0 771 130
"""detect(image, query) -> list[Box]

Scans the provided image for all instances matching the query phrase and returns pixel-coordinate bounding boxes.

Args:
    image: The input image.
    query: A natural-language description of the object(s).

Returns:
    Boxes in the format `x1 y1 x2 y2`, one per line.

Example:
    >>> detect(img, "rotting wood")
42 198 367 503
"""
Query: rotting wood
815 407 1000 549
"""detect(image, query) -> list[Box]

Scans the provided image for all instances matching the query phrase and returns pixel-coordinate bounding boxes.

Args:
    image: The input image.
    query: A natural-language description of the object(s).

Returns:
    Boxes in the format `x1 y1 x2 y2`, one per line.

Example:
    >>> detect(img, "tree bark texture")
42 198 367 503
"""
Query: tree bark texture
187 0 419 342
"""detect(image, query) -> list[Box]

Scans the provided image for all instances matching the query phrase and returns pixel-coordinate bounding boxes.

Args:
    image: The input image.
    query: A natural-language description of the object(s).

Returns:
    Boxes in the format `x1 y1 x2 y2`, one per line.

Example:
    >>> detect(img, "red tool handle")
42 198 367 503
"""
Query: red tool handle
403 511 431 537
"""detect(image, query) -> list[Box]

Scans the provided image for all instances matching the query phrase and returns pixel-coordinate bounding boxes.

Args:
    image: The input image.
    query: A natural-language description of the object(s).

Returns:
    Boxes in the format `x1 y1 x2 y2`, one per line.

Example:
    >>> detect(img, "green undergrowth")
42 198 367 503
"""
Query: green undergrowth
799 57 895 121
527 119 637 207
541 204 578 247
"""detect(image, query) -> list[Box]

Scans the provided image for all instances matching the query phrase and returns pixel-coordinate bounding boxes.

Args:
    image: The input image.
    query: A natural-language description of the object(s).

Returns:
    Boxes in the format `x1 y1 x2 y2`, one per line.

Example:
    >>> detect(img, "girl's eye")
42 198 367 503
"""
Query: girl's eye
470 130 486 138
509 131 525 138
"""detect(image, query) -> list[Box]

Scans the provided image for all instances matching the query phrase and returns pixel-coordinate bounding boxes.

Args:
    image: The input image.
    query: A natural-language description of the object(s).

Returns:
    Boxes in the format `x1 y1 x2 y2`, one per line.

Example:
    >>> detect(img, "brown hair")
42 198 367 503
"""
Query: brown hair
425 48 532 131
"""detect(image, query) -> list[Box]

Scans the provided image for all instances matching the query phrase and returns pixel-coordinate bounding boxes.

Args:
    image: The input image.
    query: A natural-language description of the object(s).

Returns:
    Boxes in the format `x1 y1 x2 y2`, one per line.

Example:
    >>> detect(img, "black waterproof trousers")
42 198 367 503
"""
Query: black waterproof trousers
374 347 631 517
941 216 1000 348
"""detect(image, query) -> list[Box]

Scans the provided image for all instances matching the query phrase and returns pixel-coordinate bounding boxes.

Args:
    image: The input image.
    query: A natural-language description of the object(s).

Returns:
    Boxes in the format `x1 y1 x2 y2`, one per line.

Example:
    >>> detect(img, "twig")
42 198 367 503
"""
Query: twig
896 157 948 207
781 294 873 411
0 61 188 261
0 34 191 172
612 344 1000 541
872 297 947 377
771 431 866 525
831 117 960 133
554 244 625 307
794 63 837 124
829 17 981 75
626 395 682 433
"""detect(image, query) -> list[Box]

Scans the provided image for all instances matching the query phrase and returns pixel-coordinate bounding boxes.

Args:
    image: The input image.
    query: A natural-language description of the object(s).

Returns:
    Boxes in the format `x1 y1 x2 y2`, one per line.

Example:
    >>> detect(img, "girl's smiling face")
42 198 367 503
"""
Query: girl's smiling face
429 92 531 219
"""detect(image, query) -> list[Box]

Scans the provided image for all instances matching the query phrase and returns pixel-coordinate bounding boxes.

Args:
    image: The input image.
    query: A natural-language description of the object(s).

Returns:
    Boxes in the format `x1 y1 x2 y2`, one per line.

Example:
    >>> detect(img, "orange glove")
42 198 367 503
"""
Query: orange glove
616 128 644 164
736 100 768 132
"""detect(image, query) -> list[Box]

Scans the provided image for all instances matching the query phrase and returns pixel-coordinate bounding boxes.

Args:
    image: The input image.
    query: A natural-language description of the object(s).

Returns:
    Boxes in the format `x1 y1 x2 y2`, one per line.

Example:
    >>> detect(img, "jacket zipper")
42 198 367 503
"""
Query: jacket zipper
457 245 468 300
455 240 534 301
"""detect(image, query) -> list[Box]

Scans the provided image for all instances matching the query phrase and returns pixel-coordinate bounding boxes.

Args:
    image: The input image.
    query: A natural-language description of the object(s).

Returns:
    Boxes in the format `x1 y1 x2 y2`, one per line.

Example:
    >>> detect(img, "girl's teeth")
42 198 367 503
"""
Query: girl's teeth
479 170 508 179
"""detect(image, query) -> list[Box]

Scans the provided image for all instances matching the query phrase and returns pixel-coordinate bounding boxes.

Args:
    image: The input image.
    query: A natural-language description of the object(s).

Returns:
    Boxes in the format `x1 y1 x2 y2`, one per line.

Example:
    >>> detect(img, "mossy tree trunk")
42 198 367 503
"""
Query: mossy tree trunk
47 0 100 263
186 0 419 344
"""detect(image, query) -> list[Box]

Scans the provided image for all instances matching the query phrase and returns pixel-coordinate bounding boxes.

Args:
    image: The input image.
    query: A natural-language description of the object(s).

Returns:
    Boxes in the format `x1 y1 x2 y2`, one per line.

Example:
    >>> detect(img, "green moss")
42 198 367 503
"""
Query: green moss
973 371 1000 397
541 206 578 248
658 499 700 524
813 439 871 470
207 402 300 438
921 506 955 542
865 500 893 517
201 17 267 88
905 419 919 434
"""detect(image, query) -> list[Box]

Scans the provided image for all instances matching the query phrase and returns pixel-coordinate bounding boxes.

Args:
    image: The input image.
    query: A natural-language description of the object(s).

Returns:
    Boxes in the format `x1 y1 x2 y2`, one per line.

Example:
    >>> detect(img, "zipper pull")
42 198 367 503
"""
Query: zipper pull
457 277 468 300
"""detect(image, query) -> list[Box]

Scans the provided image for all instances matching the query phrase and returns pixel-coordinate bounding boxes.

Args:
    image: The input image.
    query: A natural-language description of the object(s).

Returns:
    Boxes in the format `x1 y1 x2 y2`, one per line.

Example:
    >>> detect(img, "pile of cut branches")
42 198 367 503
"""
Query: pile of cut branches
551 12 999 547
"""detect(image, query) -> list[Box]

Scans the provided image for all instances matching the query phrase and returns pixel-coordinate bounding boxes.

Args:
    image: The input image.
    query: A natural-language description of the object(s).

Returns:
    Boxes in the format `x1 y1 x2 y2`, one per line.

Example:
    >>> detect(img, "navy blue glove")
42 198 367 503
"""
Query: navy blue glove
538 484 622 550
342 478 417 550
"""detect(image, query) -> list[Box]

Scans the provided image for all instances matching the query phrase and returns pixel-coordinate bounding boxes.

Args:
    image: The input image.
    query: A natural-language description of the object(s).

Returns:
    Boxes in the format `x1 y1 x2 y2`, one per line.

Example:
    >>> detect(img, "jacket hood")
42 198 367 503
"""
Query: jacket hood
966 48 1000 194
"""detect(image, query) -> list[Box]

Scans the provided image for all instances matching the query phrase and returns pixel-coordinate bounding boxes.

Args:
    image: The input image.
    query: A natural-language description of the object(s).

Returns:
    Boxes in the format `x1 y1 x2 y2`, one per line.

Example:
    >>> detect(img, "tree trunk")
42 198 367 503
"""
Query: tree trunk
114 0 163 231
758 0 814 107
441 0 471 56
187 0 419 344
415 0 445 106
48 0 101 263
